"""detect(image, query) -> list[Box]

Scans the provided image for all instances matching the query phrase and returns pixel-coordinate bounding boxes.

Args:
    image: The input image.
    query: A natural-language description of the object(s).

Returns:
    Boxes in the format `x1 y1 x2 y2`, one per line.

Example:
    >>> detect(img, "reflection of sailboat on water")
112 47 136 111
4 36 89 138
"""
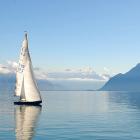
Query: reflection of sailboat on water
14 105 42 140
14 33 42 105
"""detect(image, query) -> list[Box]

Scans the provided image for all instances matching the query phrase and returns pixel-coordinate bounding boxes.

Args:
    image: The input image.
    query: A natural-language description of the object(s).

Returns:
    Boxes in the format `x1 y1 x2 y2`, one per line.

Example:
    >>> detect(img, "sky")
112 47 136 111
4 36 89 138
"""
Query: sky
0 0 140 79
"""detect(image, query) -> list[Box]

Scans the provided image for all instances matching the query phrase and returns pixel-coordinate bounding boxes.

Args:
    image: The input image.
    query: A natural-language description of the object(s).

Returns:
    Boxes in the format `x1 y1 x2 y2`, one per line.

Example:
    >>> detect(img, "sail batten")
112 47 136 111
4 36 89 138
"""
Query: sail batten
14 33 42 102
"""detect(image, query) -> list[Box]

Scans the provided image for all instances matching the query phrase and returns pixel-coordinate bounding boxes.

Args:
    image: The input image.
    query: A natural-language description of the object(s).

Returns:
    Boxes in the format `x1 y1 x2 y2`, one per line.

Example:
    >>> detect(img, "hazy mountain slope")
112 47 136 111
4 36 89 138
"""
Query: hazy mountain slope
0 73 16 91
99 63 140 91
37 79 68 90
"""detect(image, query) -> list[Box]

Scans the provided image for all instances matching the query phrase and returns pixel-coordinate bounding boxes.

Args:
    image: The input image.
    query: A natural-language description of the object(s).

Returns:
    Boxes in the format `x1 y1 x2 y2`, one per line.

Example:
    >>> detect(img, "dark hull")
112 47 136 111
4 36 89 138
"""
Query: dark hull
14 100 42 105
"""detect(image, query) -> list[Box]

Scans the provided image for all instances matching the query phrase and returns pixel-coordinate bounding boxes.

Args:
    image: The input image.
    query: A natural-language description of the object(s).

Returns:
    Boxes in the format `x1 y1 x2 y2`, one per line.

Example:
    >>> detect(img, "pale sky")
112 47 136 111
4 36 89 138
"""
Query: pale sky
0 0 140 75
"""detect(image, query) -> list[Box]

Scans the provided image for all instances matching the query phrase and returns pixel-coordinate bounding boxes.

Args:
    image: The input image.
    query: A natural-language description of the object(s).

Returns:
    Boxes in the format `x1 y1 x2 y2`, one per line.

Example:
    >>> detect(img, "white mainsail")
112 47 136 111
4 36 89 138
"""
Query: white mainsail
15 33 42 102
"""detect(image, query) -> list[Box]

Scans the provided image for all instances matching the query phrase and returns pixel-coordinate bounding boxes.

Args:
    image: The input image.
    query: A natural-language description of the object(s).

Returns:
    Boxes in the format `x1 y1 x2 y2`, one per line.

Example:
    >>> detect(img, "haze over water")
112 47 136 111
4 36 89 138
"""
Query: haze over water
1 91 140 139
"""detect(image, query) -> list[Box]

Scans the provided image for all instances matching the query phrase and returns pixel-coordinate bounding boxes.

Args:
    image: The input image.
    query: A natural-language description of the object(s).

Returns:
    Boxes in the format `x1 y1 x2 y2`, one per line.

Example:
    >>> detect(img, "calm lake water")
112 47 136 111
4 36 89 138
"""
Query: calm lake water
1 91 140 139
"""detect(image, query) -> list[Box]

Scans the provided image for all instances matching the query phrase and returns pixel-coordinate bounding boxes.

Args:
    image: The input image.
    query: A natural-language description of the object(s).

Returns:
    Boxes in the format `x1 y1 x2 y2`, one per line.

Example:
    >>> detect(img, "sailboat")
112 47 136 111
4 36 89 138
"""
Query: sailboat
14 33 42 105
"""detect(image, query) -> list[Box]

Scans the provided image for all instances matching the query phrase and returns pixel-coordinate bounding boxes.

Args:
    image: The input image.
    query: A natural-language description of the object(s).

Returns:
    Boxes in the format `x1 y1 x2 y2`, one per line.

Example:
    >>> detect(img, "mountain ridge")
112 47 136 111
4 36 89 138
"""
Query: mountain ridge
99 63 140 91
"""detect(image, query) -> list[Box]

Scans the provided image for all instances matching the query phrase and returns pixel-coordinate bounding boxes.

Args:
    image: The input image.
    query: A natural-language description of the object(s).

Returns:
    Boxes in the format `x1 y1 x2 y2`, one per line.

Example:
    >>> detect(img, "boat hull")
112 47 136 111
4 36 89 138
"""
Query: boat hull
14 100 42 105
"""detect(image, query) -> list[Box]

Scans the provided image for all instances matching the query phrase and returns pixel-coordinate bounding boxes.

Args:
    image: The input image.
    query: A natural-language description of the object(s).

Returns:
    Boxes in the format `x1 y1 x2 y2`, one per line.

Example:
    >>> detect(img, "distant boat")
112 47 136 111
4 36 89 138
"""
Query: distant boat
14 33 42 105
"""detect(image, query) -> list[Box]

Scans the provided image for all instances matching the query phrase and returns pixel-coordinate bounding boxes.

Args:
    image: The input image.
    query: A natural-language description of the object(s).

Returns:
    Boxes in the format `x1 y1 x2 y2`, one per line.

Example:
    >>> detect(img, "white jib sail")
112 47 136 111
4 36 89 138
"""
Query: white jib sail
14 33 41 102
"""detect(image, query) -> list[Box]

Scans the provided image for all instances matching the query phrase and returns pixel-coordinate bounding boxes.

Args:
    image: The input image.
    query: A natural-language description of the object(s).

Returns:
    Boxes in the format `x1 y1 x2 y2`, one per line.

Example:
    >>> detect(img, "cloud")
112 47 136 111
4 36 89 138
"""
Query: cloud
0 61 115 81
98 74 109 81
7 60 18 73
0 67 11 74
67 78 107 81
37 74 47 79
0 61 18 74
34 67 112 81
0 64 4 68
104 67 109 72
0 63 10 74
110 73 116 77
34 67 46 79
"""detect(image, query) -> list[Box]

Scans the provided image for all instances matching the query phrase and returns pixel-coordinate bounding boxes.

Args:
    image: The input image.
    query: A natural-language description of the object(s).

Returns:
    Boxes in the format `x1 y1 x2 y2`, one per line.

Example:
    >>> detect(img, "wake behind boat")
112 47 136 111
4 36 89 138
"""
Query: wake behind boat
14 33 42 105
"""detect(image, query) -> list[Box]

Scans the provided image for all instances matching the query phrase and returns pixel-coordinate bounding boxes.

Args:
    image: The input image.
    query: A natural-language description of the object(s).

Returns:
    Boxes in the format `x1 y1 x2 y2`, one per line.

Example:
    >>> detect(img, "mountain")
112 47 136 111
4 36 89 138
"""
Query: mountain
99 63 140 91
0 73 68 91
37 79 68 90
0 73 16 91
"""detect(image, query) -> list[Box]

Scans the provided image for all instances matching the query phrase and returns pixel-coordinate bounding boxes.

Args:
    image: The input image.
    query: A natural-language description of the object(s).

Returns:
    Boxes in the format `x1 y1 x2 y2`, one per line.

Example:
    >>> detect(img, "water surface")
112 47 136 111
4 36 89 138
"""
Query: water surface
0 91 140 139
